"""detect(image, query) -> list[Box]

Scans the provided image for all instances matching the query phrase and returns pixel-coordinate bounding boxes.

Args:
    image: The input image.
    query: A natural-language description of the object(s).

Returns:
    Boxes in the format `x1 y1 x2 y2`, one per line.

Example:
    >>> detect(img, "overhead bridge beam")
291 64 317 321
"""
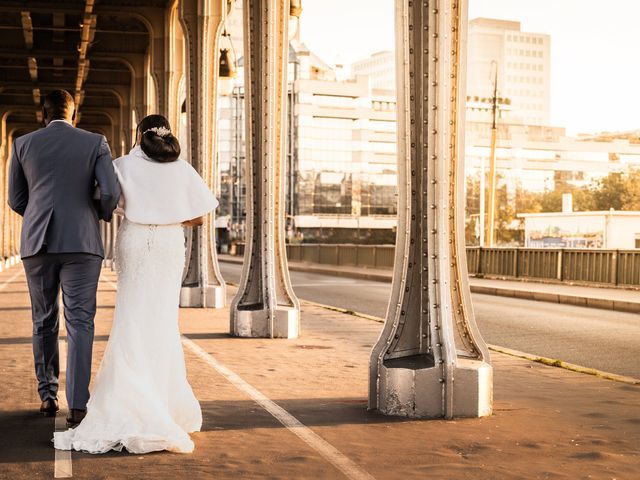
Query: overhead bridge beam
0 25 149 36
0 82 132 91
20 11 33 49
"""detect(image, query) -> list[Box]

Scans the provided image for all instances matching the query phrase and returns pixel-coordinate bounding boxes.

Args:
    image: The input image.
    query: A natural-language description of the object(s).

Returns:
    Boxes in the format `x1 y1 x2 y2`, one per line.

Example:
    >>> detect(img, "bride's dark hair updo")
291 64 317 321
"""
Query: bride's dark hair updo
136 114 180 163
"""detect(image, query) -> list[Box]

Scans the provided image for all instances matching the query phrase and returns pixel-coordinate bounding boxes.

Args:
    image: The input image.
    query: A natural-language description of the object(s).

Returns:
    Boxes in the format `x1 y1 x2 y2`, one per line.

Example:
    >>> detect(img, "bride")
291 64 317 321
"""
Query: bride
54 114 217 454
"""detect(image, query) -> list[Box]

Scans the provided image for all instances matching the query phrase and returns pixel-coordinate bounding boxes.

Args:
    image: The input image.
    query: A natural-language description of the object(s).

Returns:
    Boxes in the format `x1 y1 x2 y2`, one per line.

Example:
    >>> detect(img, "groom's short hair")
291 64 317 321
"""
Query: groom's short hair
43 89 75 121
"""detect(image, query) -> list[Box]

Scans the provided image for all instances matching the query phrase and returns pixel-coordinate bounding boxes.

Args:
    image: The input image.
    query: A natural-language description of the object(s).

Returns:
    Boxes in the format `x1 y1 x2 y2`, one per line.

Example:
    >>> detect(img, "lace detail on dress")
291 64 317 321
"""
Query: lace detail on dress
53 219 201 454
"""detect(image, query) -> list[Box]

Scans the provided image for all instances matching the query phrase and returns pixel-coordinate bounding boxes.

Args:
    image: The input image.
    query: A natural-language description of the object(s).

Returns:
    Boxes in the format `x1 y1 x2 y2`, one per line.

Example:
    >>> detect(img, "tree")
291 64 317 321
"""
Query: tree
591 168 640 211
591 172 626 210
514 186 543 214
621 169 640 210
539 179 594 212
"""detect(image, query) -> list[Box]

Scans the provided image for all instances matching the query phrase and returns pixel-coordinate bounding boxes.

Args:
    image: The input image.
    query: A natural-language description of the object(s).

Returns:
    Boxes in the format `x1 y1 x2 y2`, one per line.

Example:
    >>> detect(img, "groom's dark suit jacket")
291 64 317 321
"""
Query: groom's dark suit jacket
8 120 120 258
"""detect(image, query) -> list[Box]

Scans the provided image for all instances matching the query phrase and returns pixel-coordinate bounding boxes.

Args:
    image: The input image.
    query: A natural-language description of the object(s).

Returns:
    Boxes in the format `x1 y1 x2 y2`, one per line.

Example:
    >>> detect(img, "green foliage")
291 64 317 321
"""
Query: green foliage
622 169 640 210
591 172 626 210
464 168 640 246
591 169 640 211
539 181 594 212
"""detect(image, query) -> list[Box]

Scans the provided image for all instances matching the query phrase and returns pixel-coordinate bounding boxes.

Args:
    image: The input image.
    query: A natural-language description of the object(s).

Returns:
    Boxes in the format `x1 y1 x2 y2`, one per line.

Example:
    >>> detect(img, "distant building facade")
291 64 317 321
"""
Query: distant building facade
217 43 398 244
465 123 640 193
216 13 640 247
467 18 550 126
519 211 640 249
351 51 395 90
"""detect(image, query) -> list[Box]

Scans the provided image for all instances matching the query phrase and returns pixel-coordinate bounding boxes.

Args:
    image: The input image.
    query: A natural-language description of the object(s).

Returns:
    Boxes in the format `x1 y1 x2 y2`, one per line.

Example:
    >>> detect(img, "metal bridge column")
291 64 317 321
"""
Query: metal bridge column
0 111 8 269
5 133 20 266
230 0 300 338
178 0 226 308
369 0 492 418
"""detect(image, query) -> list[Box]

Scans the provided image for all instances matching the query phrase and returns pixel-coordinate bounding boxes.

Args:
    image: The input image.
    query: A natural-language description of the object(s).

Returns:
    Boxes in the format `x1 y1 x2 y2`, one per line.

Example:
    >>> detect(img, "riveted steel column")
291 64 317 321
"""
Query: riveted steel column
0 111 8 269
179 0 226 308
166 1 185 132
369 0 492 418
230 0 300 338
5 132 20 267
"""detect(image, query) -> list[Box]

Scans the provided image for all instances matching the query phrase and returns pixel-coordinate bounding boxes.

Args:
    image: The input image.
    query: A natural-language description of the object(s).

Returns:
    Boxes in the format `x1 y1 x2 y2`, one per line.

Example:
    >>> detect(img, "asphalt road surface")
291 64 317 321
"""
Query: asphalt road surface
220 262 640 379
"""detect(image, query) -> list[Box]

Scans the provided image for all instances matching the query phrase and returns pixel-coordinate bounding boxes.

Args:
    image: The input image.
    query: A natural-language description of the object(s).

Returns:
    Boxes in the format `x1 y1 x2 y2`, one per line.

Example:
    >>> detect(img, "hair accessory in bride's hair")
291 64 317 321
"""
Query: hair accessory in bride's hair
143 126 171 137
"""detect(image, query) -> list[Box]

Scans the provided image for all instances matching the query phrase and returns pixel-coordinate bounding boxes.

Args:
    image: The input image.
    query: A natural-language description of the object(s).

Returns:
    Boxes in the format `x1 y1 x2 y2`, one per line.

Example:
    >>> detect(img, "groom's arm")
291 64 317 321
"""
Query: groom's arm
94 136 120 222
8 141 28 216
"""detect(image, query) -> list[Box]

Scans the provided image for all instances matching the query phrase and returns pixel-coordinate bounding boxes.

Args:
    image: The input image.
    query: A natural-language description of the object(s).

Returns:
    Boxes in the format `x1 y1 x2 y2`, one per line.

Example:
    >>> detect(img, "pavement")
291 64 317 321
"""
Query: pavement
1 264 639 479
219 254 640 315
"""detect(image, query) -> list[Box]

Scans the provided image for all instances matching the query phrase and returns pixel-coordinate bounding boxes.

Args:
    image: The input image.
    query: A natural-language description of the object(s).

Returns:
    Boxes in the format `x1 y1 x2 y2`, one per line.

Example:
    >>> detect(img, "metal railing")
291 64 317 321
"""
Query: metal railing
231 244 640 287
466 247 640 286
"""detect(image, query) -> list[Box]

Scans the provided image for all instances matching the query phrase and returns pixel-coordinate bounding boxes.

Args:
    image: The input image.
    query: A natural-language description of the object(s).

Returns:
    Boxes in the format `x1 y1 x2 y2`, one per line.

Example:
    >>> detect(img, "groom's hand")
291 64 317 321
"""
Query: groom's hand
94 136 120 222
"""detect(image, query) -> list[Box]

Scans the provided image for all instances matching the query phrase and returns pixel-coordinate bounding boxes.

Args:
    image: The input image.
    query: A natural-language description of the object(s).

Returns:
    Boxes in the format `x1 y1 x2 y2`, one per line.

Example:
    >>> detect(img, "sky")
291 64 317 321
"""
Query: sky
299 0 640 135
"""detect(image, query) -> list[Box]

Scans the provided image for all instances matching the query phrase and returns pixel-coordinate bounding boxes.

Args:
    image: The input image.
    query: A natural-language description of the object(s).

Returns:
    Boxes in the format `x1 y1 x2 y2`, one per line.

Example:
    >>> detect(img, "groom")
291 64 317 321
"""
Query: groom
8 89 120 427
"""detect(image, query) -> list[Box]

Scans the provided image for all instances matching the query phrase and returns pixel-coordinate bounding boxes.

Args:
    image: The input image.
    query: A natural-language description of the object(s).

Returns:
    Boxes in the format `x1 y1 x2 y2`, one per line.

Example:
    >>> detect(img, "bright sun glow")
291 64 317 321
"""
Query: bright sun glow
300 0 640 135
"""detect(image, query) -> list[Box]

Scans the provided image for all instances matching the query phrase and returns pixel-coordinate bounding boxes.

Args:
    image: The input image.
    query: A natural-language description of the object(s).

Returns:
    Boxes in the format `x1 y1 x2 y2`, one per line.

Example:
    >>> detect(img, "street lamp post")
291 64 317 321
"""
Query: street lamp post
485 60 499 247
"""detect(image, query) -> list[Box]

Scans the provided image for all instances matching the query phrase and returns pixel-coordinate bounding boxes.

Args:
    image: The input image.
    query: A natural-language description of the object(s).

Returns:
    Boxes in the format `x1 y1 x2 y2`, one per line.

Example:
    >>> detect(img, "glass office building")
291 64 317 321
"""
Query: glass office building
217 42 398 245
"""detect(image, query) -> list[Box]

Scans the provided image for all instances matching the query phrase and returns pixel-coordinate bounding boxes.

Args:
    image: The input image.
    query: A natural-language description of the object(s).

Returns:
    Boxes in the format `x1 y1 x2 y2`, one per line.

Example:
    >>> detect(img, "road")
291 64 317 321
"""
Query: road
220 262 640 379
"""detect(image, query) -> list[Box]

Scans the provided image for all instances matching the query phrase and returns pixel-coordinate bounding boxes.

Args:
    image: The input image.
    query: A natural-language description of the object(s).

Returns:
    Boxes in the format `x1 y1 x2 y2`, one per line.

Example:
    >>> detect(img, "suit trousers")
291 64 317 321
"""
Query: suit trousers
22 252 103 410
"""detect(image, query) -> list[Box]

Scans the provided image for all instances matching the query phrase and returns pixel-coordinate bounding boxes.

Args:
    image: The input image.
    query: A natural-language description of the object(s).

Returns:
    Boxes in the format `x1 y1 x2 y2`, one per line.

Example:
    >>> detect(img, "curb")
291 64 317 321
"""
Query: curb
487 344 640 385
294 297 640 386
225 278 640 387
219 255 393 282
219 257 640 314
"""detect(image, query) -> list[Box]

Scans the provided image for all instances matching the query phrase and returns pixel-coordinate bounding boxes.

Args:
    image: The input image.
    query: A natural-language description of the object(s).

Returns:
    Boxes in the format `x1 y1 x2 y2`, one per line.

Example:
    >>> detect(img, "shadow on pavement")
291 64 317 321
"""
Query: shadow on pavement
185 333 235 341
200 397 412 432
0 335 112 346
0 409 55 464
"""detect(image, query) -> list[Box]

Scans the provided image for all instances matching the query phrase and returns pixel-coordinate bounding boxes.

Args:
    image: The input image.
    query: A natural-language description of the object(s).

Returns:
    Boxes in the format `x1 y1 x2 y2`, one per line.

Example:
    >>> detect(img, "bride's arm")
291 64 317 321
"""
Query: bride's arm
114 193 125 217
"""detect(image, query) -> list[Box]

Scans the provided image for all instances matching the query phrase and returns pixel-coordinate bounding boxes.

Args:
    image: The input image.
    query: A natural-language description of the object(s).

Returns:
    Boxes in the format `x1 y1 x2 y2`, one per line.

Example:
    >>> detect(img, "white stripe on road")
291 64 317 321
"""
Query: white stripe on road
55 337 72 478
0 268 23 291
55 296 72 478
182 336 376 480
3 268 73 476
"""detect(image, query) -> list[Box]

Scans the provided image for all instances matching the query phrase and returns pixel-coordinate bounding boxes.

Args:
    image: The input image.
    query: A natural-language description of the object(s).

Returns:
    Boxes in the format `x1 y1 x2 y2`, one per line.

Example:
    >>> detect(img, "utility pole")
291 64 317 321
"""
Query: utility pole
485 61 499 247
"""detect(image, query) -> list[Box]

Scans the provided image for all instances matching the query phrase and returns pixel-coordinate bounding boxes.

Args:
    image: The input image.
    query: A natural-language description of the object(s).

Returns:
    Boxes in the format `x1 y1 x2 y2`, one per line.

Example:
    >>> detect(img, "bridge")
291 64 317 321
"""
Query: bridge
0 0 638 478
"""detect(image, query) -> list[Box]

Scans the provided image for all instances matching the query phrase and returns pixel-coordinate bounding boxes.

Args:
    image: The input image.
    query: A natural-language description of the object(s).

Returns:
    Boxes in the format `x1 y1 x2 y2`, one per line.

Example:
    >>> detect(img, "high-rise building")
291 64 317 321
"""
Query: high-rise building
351 51 395 90
467 18 551 126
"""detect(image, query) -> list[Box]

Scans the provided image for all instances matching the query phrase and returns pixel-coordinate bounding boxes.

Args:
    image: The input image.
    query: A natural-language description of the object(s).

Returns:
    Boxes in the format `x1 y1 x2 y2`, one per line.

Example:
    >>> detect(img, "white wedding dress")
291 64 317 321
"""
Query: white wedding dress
54 146 217 454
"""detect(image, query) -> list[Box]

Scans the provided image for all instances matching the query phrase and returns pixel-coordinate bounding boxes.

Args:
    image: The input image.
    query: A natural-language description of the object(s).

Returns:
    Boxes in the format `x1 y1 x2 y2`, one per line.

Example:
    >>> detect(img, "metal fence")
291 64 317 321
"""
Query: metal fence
466 247 640 286
232 244 640 287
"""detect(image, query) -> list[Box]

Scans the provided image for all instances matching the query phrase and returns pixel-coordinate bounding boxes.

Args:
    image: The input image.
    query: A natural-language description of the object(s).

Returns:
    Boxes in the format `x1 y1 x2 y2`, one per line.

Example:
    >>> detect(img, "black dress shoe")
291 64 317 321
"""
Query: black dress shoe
66 409 87 428
40 398 59 417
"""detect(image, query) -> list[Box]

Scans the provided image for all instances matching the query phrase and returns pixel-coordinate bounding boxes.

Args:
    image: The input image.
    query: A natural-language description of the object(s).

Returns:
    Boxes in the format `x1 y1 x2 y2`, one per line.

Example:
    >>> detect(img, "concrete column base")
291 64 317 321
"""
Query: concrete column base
377 355 492 418
180 284 226 308
233 306 299 339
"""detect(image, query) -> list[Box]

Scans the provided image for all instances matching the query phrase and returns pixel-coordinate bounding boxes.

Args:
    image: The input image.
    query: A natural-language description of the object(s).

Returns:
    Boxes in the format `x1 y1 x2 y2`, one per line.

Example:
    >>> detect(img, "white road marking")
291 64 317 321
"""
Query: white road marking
5 268 73 476
55 296 72 478
0 268 23 291
182 336 376 480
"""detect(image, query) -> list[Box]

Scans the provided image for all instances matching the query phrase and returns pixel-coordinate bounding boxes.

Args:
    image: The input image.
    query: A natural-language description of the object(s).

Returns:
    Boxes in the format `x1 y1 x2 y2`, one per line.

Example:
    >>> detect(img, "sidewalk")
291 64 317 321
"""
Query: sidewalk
1 265 638 479
220 254 640 314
